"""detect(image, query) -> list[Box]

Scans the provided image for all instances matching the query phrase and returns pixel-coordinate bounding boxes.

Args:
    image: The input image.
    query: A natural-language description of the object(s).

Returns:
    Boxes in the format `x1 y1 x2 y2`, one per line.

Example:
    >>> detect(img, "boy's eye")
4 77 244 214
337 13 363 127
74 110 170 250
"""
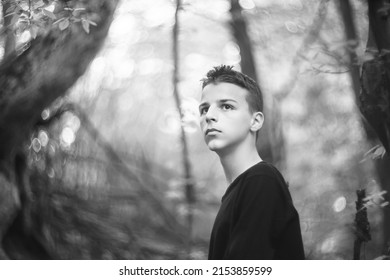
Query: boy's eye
221 104 233 110
199 107 208 115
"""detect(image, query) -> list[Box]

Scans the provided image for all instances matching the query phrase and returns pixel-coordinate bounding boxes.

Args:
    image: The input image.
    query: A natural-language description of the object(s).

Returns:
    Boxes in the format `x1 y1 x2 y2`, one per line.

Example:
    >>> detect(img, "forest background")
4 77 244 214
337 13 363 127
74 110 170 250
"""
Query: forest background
0 0 389 260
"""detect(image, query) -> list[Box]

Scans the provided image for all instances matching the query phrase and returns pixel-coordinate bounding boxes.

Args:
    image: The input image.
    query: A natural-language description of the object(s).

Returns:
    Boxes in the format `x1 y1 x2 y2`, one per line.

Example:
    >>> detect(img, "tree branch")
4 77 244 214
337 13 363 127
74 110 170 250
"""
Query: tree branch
0 0 120 161
275 0 330 100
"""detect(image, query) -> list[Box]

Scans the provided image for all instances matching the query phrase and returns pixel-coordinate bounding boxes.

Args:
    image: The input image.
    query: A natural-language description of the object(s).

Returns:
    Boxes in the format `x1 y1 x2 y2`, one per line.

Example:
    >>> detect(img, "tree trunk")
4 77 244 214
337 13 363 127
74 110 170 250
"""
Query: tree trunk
361 0 390 254
0 0 119 161
229 0 284 166
338 0 390 254
172 0 195 258
0 0 119 259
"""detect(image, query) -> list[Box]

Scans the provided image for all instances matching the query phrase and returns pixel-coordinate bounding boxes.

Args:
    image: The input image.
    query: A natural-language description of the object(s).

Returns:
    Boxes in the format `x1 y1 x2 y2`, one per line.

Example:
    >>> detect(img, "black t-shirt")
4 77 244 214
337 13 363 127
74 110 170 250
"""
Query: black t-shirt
208 161 305 259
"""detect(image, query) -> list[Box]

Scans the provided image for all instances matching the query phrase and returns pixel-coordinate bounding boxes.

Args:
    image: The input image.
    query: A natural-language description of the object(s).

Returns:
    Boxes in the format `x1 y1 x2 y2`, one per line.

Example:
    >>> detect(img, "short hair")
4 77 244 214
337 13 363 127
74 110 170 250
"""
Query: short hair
201 65 263 113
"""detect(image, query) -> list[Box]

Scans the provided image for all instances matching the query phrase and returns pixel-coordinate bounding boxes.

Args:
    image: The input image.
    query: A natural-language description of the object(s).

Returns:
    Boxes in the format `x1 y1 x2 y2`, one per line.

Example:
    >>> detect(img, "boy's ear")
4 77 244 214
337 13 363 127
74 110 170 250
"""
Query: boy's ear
250 112 264 132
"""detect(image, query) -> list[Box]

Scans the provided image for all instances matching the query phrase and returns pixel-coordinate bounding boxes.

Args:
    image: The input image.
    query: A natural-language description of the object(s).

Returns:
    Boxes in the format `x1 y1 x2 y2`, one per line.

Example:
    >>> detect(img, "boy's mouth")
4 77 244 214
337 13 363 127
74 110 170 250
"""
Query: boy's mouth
205 128 221 135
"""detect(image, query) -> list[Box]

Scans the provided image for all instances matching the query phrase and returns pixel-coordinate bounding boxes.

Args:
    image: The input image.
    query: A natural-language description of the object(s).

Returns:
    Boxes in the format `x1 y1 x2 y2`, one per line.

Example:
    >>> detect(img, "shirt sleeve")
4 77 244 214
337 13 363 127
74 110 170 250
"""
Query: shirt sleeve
223 175 287 259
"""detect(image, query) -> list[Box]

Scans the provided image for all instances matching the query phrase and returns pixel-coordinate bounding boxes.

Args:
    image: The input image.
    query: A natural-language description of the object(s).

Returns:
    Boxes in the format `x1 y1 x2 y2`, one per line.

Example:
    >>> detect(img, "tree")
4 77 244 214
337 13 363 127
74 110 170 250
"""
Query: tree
172 0 196 257
338 0 390 257
229 0 284 167
0 0 120 258
360 0 390 256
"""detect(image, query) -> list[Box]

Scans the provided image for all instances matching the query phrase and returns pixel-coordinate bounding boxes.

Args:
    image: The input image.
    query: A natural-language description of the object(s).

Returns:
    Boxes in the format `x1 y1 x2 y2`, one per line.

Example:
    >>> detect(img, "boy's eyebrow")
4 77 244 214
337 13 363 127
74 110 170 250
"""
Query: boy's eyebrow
199 102 209 109
199 99 238 109
219 99 238 104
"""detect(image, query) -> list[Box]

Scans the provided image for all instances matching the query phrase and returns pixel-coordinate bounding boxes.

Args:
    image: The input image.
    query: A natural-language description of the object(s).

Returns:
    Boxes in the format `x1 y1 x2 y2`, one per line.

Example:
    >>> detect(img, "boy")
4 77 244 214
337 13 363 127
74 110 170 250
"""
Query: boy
199 65 304 259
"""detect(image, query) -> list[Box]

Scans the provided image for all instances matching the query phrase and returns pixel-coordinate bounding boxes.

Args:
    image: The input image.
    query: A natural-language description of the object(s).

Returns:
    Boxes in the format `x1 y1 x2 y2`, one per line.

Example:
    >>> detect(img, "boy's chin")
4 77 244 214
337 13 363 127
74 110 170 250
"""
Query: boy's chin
207 142 226 152
208 146 219 152
207 143 220 152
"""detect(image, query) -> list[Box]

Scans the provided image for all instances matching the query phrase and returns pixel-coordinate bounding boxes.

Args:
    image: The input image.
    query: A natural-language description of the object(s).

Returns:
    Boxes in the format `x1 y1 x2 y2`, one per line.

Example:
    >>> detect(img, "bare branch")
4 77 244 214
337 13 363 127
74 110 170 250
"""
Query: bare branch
275 0 330 100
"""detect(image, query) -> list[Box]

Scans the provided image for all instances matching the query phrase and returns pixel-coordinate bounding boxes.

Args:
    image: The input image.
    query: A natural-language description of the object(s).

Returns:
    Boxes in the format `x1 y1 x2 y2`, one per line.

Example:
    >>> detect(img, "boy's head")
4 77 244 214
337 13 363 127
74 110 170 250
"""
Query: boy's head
201 65 263 114
199 65 264 153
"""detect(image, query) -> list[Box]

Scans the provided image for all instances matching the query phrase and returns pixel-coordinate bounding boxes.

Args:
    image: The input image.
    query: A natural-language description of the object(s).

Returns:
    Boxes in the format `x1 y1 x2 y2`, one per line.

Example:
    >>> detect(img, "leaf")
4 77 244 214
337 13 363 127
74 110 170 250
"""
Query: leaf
4 12 16 18
10 14 20 25
82 20 90 34
43 8 56 20
363 144 386 160
30 25 39 39
33 0 45 9
59 18 70 31
6 5 15 14
53 17 66 25
19 2 29 11
373 145 386 158
72 8 86 16
87 20 97 26
381 201 390 207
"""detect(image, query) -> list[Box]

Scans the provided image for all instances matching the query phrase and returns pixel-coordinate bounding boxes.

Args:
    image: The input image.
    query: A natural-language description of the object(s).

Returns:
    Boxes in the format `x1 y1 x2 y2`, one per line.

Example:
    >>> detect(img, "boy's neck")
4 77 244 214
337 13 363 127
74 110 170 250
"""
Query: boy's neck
217 141 262 185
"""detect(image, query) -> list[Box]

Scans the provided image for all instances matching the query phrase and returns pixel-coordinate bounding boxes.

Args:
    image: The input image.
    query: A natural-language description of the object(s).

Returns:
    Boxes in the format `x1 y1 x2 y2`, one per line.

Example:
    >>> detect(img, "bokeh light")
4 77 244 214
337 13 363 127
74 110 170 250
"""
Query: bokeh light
60 127 76 147
31 138 41 153
158 110 181 135
38 130 49 147
239 0 256 10
41 109 50 120
332 196 347 213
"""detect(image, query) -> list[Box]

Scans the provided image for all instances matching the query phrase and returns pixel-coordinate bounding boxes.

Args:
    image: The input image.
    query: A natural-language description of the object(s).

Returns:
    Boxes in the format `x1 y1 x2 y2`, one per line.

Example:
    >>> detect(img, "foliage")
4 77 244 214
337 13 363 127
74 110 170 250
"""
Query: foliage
353 189 371 259
3 0 97 39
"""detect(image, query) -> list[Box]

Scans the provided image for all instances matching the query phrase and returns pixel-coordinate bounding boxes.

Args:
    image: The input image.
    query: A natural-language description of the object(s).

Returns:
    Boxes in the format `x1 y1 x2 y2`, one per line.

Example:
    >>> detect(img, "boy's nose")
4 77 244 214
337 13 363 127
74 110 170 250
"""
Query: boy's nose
205 106 218 123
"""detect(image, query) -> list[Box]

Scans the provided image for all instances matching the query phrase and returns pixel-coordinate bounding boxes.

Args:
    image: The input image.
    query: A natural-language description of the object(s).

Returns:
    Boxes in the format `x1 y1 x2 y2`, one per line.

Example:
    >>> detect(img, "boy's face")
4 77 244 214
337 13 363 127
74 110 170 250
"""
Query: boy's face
199 82 259 153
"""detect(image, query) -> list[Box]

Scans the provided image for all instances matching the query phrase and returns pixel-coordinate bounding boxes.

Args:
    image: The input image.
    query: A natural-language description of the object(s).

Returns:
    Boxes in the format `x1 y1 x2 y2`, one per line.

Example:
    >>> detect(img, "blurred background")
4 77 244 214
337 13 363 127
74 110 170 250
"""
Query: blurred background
0 0 389 259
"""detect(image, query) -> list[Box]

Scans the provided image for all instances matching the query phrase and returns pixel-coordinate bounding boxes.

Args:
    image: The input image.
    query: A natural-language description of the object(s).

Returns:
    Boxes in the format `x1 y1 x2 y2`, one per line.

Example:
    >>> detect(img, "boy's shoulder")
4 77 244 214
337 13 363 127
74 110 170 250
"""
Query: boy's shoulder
239 161 294 206
242 161 291 197
245 161 285 182
222 161 289 202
